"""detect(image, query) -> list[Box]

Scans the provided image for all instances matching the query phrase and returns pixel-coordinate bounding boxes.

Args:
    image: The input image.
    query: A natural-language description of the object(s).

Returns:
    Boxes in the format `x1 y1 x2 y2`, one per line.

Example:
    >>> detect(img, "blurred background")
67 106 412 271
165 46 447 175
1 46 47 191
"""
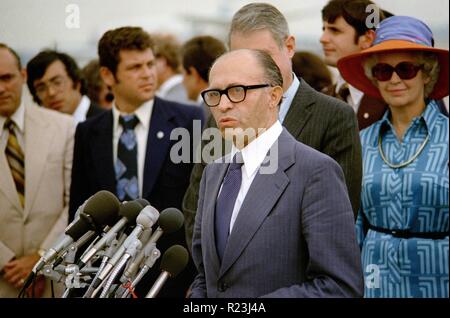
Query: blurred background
1 0 448 67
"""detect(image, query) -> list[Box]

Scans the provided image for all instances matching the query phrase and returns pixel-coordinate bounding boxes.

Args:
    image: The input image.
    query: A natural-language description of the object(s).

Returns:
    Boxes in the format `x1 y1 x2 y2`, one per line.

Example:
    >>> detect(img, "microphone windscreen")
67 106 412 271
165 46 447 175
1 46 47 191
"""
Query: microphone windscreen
160 245 189 277
158 208 184 234
135 198 150 207
65 217 91 240
83 190 120 226
118 201 142 225
137 205 159 228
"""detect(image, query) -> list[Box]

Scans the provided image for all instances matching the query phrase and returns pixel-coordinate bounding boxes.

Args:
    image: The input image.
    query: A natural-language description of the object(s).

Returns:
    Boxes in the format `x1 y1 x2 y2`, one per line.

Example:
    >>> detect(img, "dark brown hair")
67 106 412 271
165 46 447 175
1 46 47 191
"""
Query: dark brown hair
98 26 154 76
182 35 226 82
322 0 387 43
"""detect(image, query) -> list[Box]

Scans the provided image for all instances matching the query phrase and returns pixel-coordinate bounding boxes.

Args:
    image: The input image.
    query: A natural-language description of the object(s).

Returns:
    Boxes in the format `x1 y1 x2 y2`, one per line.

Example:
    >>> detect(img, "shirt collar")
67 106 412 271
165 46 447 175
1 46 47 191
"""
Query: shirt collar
0 99 25 136
378 100 440 138
72 95 91 123
230 121 283 178
112 98 154 131
157 74 183 98
279 73 300 123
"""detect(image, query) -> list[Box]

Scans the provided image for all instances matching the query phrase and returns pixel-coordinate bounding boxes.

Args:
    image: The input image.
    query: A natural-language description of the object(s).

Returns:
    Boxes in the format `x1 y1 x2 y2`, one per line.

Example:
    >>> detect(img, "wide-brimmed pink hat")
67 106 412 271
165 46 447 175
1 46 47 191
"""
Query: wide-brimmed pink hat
337 16 449 100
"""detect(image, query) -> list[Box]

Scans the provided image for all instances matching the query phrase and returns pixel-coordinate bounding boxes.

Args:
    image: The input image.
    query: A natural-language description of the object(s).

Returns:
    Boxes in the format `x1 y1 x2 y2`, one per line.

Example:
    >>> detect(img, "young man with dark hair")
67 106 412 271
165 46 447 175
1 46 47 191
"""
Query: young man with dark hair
320 0 389 130
69 26 204 298
26 50 104 123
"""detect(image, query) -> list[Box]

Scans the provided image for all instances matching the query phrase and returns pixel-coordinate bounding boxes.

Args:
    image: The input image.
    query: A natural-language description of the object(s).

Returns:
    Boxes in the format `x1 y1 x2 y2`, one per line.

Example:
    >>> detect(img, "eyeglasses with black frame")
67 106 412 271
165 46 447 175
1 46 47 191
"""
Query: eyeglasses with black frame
201 84 271 107
371 62 424 82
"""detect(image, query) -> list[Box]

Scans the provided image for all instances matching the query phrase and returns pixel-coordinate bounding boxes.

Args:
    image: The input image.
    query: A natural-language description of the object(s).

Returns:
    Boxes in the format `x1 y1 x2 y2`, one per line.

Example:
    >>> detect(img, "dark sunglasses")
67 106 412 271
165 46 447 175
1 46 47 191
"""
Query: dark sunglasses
371 62 424 81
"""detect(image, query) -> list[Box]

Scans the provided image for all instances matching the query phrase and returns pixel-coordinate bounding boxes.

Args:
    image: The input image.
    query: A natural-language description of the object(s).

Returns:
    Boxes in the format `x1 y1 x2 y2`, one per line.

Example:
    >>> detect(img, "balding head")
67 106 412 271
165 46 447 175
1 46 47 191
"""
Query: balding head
205 49 283 148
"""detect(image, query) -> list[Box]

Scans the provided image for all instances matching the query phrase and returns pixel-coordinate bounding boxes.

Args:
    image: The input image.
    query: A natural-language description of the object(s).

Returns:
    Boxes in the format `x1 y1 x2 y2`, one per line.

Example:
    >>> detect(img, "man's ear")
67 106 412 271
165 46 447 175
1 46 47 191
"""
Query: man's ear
270 85 284 109
100 66 116 87
359 29 376 50
20 68 27 81
284 35 296 59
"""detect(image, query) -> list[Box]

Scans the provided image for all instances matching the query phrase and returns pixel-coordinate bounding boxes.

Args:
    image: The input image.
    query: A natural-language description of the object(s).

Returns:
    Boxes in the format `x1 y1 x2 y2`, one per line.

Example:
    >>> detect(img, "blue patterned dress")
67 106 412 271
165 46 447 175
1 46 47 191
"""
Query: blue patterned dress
356 101 449 298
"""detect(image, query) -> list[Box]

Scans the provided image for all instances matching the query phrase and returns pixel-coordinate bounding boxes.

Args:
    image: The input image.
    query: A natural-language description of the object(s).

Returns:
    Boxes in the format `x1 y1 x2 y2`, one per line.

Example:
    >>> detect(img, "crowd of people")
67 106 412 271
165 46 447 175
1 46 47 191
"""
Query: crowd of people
0 0 448 298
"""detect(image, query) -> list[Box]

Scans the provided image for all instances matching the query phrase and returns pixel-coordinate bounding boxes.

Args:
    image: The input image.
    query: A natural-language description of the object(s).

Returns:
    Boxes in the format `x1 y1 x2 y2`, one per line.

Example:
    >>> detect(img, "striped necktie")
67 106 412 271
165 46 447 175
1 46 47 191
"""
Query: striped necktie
4 119 25 207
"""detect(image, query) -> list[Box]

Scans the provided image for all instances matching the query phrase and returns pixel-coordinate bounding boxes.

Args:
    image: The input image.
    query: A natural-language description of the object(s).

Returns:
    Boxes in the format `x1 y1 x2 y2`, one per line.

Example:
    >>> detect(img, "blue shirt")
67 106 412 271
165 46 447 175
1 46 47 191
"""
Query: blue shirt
356 101 449 298
279 74 300 123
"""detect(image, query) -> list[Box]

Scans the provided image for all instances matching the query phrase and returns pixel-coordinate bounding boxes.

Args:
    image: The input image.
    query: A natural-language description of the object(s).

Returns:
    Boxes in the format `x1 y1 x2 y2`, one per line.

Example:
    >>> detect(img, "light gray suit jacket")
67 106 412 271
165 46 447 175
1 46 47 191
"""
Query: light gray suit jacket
0 103 74 297
190 129 363 298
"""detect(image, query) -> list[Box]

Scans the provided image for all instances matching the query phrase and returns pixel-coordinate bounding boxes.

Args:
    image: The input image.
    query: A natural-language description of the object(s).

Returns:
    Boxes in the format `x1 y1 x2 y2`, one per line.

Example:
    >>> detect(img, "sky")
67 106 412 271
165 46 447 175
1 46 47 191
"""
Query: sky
0 0 448 66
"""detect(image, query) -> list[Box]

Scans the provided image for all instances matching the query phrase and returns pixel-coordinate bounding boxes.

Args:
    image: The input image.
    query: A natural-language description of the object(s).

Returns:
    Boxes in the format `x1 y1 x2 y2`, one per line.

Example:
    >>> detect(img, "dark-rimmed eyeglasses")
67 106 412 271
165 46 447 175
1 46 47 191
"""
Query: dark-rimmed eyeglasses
201 84 270 107
371 62 424 82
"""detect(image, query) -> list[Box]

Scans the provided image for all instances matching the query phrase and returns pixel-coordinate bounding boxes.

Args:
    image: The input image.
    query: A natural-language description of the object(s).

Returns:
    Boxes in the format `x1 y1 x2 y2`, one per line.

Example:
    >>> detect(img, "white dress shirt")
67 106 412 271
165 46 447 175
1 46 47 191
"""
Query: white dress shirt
221 120 283 233
112 99 154 197
72 95 91 124
0 101 26 151
335 75 364 113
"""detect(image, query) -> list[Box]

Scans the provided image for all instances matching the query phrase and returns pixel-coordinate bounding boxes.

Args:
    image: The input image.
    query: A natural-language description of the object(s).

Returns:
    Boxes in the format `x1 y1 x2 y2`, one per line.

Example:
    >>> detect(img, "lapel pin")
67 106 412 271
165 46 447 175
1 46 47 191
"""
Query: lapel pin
157 131 164 139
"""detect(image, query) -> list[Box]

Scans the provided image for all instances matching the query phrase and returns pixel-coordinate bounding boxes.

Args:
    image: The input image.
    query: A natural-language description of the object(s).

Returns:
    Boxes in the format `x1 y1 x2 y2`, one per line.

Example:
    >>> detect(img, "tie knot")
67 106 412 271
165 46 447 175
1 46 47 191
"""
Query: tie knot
337 83 350 102
119 114 139 130
229 152 244 170
4 118 15 131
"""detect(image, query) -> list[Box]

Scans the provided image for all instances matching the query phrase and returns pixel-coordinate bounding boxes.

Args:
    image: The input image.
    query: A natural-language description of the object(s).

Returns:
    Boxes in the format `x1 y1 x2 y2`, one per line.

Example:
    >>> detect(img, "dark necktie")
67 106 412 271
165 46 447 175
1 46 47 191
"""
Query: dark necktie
115 114 139 201
4 119 25 208
215 152 243 262
336 83 350 103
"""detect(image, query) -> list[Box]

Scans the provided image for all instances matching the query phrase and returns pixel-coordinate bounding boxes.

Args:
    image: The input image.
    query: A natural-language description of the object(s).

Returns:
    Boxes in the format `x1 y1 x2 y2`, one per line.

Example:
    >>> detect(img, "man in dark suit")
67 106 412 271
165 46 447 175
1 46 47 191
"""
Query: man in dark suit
183 3 362 251
69 27 204 297
190 48 363 297
26 50 104 123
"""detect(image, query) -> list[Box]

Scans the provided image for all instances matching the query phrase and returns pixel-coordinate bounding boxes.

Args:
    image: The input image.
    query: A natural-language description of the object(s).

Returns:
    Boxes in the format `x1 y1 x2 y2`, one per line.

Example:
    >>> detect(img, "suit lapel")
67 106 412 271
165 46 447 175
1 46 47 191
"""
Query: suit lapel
282 79 315 138
24 105 52 218
204 161 229 275
218 130 295 278
142 98 175 198
90 111 116 192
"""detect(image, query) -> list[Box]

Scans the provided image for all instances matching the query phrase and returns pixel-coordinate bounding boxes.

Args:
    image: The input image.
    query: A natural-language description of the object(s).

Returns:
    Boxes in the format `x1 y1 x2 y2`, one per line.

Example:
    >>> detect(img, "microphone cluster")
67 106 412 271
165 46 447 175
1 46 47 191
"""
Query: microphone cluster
19 190 189 298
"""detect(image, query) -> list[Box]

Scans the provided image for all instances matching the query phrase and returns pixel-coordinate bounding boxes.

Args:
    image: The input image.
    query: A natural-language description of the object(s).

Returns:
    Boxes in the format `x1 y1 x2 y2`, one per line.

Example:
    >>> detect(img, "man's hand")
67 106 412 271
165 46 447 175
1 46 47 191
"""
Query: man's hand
3 253 40 289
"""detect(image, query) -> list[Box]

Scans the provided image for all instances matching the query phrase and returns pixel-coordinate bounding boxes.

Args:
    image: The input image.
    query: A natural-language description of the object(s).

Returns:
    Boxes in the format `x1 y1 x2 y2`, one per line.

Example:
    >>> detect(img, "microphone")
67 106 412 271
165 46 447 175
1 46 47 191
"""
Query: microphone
32 190 120 274
90 205 159 296
147 208 184 245
145 245 189 298
123 208 184 280
135 198 150 207
78 200 142 266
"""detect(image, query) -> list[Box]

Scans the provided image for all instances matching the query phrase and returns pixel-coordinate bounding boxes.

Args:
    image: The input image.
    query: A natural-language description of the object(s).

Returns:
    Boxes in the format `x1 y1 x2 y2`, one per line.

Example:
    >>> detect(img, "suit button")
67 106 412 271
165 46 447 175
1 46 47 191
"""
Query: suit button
218 282 228 292
363 112 370 119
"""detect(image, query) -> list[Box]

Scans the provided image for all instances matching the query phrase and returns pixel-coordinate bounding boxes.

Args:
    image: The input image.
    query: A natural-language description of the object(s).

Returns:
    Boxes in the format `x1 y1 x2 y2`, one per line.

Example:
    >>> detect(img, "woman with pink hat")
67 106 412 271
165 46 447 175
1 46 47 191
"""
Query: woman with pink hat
338 16 448 298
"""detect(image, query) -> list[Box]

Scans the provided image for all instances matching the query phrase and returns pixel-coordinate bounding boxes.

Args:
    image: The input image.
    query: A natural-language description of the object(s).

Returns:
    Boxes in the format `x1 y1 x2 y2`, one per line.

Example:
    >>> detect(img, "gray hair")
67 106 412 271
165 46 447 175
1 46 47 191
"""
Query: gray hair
252 49 283 88
228 3 290 48
363 52 440 98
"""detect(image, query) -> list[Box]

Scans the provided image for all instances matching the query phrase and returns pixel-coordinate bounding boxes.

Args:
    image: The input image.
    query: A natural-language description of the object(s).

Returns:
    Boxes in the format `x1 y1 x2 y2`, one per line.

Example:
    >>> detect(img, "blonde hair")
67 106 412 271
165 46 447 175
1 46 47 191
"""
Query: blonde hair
363 51 440 98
